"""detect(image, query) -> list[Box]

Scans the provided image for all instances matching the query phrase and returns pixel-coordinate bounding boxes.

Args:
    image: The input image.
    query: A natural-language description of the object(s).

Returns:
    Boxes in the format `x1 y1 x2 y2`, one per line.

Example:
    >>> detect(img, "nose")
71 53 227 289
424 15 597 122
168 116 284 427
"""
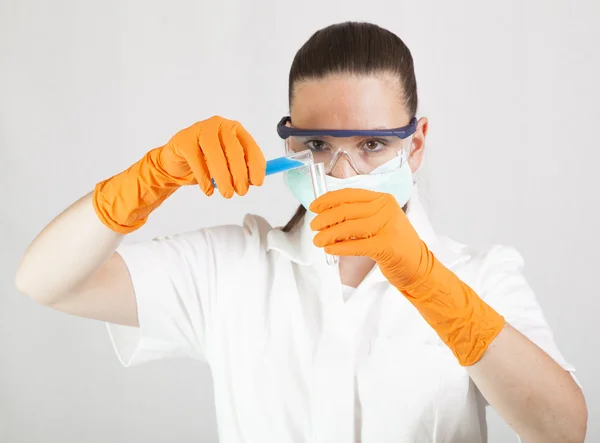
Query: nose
327 151 359 179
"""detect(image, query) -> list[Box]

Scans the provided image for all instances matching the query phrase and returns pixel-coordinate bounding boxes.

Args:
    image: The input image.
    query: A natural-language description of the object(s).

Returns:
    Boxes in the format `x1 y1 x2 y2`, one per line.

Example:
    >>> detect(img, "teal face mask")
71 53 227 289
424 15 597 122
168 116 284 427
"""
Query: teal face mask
283 154 414 212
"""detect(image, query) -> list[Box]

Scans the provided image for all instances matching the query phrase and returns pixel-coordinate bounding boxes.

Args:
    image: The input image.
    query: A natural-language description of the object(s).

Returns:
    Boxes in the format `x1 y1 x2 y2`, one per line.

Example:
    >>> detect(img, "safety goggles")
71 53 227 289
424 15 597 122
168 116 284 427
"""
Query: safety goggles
277 116 417 175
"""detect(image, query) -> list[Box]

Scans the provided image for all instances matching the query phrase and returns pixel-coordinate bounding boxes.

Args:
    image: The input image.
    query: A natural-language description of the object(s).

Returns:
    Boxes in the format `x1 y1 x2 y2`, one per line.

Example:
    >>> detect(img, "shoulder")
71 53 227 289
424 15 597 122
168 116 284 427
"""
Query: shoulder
199 214 275 262
119 214 277 267
438 236 527 295
437 237 545 326
205 213 273 246
440 235 524 272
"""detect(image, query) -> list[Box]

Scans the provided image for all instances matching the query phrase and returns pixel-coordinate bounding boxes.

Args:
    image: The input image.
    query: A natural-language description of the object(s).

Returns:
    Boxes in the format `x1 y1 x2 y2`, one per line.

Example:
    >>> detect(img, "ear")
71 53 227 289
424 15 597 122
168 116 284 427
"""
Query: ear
408 117 428 173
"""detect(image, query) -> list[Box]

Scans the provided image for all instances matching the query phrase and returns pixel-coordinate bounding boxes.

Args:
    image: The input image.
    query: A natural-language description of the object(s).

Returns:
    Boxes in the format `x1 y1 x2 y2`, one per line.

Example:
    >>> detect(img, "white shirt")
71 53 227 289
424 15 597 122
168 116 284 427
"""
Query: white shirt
107 192 577 443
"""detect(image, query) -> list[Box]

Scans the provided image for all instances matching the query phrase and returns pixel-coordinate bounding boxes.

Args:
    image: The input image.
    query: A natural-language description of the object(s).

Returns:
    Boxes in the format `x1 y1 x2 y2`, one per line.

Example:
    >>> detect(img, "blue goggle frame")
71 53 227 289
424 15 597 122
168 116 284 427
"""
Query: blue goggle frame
276 116 418 140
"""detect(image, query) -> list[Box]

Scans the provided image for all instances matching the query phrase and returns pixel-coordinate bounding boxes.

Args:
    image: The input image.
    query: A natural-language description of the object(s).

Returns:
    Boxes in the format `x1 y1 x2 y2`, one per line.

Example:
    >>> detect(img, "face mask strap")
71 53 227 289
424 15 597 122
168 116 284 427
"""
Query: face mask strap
399 136 413 168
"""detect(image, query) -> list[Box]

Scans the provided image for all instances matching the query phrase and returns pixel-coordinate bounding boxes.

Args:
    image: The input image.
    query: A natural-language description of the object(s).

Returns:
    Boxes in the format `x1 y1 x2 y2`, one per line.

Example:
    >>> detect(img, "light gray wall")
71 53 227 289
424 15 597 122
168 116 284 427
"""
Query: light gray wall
1 0 598 441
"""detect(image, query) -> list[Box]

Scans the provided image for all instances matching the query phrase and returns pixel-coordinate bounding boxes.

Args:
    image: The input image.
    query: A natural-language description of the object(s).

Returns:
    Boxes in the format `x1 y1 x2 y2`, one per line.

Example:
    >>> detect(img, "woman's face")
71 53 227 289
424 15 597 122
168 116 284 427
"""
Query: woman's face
290 73 428 178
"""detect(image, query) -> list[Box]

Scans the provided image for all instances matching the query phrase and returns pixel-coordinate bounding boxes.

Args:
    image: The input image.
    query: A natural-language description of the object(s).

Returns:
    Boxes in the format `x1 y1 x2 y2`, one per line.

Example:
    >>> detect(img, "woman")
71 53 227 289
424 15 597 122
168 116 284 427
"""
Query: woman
16 22 586 443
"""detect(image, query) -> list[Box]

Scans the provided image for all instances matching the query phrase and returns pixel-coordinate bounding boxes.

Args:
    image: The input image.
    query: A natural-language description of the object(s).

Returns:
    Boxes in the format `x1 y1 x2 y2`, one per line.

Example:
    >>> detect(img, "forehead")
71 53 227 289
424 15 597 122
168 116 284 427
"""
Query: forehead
290 73 409 130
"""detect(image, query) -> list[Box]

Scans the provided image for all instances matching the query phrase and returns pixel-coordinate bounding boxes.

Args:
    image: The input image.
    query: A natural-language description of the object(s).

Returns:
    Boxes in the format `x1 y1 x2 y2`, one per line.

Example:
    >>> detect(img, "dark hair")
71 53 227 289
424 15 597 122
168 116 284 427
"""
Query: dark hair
282 21 419 233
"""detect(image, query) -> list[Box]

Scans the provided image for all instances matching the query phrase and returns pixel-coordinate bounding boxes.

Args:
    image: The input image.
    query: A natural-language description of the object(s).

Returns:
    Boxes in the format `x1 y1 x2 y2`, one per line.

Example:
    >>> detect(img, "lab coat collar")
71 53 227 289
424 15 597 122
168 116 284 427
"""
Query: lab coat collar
266 188 467 272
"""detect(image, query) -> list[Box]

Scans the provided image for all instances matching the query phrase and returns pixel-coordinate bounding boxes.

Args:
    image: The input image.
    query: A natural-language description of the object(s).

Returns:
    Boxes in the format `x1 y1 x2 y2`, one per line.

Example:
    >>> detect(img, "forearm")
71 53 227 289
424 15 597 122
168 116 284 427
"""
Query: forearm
397 249 587 442
308 191 588 441
467 323 587 443
15 192 124 305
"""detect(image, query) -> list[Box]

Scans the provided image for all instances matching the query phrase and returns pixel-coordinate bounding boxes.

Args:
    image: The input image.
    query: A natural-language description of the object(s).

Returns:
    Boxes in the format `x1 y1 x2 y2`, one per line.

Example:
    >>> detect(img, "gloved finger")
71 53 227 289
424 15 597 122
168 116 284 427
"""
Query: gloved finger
199 127 235 199
313 215 384 248
310 198 382 231
323 237 374 257
309 188 382 213
178 139 214 196
220 123 250 196
236 124 266 186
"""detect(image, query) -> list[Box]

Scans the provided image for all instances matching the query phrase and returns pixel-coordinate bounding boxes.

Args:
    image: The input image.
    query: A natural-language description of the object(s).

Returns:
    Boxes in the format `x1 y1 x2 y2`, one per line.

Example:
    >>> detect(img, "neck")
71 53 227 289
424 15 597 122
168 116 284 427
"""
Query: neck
339 255 376 288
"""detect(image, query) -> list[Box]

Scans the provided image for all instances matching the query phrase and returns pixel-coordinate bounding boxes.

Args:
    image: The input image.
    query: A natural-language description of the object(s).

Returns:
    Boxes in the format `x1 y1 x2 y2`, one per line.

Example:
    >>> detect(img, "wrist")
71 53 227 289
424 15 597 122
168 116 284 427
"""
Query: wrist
152 145 195 185
92 149 180 234
398 256 505 366
383 240 432 291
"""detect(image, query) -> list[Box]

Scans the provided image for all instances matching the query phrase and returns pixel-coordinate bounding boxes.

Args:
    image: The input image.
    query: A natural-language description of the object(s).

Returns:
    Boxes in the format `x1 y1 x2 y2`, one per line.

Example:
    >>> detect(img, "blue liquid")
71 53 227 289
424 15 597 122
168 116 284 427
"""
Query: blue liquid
212 156 305 188
265 157 305 175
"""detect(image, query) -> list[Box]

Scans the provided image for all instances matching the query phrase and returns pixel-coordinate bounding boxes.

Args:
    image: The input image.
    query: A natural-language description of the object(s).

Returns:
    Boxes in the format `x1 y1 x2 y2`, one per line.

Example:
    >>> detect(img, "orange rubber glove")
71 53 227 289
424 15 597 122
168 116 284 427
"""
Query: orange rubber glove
309 189 505 366
93 116 266 234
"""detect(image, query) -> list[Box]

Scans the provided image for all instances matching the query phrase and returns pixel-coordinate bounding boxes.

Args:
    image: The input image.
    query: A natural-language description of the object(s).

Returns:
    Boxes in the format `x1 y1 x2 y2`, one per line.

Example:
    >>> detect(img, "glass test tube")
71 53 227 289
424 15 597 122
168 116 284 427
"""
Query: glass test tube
309 162 340 266
284 149 314 167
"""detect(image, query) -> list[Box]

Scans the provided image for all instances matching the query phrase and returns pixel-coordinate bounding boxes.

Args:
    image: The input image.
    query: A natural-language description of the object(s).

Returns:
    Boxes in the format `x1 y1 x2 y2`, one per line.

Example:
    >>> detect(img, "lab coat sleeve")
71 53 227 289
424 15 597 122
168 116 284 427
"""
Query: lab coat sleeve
475 245 580 387
106 215 267 367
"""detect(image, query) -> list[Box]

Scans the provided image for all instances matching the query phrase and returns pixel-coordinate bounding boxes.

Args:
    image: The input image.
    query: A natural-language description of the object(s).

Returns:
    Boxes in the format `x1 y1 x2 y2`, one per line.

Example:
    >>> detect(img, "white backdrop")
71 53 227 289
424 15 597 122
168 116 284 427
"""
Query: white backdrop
1 0 598 441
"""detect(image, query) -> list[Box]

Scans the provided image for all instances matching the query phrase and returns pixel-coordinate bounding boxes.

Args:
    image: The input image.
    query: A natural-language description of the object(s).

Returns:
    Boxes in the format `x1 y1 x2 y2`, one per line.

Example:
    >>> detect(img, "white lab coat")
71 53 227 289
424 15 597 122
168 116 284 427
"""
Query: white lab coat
107 192 576 443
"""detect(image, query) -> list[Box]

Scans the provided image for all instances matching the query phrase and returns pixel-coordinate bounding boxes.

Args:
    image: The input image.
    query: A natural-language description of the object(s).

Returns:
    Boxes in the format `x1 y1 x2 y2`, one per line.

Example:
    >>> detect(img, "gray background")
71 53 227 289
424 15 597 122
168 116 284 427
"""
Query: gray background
1 0 598 441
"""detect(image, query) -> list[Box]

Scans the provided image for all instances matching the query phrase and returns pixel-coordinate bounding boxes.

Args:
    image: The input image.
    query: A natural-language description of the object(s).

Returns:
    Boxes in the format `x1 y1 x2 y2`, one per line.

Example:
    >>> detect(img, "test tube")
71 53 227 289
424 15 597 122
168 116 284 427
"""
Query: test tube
284 149 314 168
309 162 340 266
213 150 315 189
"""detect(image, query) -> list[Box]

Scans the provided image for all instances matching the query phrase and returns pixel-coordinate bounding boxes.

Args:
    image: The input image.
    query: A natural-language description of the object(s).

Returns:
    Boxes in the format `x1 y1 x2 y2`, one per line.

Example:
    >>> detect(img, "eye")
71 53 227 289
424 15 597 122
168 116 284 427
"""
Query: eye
362 139 386 152
305 139 328 151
